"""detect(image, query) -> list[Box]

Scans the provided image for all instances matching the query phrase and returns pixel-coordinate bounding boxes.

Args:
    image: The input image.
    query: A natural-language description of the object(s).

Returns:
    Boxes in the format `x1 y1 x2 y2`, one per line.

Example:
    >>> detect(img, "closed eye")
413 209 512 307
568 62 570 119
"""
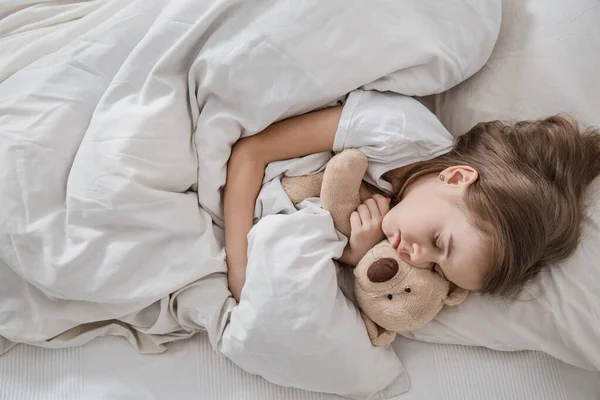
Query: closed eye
432 234 440 249
431 234 444 277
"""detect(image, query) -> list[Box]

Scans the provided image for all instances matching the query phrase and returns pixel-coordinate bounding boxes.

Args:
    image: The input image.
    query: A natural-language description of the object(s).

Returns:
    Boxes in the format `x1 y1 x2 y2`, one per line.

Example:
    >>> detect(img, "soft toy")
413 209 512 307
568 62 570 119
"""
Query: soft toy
281 149 468 346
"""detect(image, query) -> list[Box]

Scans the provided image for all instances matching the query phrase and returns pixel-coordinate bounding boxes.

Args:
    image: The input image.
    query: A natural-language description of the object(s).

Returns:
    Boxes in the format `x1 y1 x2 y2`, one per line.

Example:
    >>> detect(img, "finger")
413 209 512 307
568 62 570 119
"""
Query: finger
372 193 386 203
357 204 370 224
350 211 362 231
364 198 381 219
373 194 391 215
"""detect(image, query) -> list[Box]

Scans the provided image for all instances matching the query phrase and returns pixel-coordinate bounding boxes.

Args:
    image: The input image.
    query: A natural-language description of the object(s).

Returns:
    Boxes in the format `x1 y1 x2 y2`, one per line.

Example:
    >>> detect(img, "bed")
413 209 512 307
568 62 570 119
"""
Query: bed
1 0 599 399
1 334 599 400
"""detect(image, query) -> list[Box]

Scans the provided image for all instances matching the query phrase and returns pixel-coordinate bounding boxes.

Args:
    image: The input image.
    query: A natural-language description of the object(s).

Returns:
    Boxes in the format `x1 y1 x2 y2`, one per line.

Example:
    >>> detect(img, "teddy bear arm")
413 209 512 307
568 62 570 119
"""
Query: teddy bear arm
321 149 369 237
360 312 397 346
281 172 324 204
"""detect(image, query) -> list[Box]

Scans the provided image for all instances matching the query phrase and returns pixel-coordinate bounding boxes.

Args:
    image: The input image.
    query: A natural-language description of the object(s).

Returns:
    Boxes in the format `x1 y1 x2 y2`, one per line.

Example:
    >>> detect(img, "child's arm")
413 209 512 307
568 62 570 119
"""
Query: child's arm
224 106 342 301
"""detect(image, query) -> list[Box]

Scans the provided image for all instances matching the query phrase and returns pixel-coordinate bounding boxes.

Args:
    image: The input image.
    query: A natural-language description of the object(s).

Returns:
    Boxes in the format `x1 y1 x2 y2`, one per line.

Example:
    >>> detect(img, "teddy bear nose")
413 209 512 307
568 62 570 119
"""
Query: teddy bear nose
367 258 399 283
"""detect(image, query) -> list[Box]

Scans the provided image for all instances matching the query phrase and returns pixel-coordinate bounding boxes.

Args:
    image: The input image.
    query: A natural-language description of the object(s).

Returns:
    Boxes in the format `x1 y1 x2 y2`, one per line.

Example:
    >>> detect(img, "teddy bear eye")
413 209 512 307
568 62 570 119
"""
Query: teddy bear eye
387 294 393 300
404 287 411 293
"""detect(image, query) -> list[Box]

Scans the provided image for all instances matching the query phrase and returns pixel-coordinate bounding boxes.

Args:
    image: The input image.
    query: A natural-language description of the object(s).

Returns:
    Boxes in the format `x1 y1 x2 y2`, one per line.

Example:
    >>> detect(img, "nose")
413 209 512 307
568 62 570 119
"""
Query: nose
367 258 399 283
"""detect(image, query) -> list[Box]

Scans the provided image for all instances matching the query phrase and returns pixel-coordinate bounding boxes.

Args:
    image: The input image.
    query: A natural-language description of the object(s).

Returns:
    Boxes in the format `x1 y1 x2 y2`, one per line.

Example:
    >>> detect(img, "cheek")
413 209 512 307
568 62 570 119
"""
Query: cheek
444 259 485 292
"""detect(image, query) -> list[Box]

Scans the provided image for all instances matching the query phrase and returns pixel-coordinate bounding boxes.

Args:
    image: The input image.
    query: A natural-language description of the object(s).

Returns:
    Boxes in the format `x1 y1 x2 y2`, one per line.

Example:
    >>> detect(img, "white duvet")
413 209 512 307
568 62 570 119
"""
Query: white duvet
0 0 500 387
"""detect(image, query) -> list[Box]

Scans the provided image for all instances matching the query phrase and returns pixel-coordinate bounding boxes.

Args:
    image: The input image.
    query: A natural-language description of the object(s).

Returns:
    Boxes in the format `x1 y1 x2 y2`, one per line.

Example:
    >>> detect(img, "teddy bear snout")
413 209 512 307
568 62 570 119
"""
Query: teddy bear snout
367 258 399 283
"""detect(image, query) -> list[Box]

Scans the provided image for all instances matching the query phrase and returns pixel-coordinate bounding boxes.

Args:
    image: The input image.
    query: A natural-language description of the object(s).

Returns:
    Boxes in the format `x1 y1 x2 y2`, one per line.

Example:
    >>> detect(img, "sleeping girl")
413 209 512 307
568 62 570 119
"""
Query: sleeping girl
223 90 600 302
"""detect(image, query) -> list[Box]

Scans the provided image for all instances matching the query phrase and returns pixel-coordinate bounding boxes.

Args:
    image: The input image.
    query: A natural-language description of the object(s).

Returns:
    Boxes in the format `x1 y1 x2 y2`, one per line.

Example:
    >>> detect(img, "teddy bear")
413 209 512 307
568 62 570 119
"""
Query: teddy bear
281 149 468 346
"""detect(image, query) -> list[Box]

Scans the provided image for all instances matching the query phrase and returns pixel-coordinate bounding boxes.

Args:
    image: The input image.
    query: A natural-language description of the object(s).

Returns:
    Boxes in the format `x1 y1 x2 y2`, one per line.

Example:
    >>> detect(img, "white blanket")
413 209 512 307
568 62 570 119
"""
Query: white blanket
0 0 500 356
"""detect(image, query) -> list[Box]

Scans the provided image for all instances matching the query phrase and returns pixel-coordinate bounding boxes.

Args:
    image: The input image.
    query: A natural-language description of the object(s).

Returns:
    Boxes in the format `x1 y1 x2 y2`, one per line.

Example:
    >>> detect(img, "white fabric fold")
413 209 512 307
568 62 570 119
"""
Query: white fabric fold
0 0 500 372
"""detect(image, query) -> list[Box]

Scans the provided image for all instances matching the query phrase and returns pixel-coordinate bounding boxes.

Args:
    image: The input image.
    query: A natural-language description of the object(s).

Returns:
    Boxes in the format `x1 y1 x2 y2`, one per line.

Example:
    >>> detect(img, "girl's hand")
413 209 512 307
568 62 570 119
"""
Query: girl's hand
343 194 390 265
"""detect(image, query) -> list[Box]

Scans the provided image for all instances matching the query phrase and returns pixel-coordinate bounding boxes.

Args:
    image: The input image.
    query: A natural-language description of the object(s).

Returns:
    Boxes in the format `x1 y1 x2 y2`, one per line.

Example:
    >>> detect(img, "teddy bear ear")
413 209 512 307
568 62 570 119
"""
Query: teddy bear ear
360 312 397 346
444 284 469 306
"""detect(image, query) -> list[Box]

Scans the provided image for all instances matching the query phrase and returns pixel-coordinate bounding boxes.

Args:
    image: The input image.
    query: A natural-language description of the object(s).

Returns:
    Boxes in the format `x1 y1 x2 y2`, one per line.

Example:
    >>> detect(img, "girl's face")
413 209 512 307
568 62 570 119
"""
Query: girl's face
381 166 492 291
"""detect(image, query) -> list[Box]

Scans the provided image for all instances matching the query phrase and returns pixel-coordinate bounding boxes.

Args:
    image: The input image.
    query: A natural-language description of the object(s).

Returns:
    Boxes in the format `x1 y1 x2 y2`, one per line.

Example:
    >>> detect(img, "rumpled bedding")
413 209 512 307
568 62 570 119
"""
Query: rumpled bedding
0 0 500 356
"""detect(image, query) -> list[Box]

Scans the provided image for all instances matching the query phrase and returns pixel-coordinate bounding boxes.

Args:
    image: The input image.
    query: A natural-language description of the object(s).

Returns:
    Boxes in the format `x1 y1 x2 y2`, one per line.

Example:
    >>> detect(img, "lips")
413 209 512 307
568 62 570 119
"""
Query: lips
392 233 401 250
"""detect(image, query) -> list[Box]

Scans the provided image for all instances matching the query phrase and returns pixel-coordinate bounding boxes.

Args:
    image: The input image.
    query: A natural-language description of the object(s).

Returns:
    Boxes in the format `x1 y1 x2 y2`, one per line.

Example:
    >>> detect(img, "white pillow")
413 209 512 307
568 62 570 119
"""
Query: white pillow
219 202 410 400
407 0 600 371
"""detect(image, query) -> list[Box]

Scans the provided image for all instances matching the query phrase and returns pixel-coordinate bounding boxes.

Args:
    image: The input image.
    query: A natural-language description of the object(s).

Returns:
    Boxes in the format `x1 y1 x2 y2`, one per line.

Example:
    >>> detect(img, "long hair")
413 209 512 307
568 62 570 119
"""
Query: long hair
387 115 600 296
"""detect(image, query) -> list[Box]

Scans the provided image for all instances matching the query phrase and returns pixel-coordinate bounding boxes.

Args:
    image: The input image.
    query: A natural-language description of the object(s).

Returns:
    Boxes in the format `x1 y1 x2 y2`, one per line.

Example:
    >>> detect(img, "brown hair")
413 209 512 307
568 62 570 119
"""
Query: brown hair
386 115 600 296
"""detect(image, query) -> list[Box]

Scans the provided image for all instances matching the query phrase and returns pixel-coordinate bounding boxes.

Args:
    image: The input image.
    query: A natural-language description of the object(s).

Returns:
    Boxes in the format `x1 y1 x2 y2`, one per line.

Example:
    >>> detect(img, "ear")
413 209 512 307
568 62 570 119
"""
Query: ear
360 312 397 346
441 166 478 187
444 284 469 306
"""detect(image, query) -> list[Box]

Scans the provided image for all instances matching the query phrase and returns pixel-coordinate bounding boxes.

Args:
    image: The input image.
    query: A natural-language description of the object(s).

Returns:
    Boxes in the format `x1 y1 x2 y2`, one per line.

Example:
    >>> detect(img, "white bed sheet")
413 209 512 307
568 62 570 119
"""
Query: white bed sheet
1 334 598 400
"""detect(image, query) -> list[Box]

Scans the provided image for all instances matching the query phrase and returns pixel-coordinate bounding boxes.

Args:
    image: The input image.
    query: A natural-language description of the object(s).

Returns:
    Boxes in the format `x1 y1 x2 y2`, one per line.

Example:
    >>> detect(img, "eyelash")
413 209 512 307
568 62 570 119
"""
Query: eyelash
431 234 441 274
432 234 440 249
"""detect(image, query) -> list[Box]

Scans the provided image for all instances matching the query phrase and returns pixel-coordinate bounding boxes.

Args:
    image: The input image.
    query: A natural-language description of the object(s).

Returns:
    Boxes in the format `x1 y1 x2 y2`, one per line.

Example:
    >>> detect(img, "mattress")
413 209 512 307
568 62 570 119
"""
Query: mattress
1 333 598 400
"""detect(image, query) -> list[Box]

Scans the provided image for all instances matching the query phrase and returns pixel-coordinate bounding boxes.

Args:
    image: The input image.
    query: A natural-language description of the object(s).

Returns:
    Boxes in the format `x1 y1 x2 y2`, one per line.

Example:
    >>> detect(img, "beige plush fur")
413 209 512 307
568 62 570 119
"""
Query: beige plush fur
281 149 468 346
